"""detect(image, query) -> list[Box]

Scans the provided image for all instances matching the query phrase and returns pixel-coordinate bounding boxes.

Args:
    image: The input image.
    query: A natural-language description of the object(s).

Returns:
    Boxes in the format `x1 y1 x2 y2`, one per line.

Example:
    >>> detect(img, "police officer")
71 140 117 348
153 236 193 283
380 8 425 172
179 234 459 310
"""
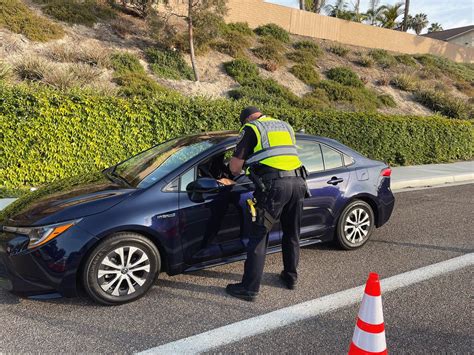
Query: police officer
225 106 308 301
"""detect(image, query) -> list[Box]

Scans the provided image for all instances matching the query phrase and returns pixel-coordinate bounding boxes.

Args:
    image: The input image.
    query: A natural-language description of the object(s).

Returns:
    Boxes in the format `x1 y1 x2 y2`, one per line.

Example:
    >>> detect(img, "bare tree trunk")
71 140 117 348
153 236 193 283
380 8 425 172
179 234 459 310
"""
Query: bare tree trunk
299 0 305 11
313 0 320 13
188 0 200 82
354 0 360 15
402 0 410 31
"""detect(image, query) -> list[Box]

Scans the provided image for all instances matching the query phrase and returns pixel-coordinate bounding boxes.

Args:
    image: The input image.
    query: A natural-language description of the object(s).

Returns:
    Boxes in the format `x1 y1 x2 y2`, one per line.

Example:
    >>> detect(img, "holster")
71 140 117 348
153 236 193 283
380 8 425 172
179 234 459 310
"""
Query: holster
256 207 275 232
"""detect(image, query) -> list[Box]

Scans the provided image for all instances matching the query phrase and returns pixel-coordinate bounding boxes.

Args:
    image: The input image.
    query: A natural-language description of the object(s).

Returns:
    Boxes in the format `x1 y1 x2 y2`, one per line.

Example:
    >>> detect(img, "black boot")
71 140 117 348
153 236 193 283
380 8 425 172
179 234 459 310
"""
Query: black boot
279 271 297 290
225 283 258 302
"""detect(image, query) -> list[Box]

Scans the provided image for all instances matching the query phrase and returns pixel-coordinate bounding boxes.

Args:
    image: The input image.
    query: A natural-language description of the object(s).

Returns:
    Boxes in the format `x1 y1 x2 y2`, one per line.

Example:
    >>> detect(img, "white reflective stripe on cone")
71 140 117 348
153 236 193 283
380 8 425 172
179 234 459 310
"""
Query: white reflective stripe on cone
358 294 384 325
352 327 387 353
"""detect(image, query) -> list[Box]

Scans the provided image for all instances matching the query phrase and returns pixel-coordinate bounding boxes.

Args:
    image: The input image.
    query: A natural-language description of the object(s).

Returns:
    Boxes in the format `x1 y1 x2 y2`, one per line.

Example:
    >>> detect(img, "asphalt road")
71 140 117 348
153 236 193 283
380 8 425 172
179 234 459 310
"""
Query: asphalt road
0 184 473 353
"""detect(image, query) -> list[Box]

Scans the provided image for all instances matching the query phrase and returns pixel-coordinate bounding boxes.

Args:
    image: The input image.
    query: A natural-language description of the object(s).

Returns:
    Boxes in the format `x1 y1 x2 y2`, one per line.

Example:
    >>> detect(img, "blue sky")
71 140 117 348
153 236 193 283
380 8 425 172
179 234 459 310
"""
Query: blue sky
267 0 473 33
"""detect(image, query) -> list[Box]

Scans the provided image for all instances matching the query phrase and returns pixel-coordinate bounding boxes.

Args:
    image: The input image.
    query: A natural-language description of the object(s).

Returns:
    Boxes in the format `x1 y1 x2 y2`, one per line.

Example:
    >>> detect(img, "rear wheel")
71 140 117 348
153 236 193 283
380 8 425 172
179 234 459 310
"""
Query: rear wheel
336 200 375 250
82 232 160 305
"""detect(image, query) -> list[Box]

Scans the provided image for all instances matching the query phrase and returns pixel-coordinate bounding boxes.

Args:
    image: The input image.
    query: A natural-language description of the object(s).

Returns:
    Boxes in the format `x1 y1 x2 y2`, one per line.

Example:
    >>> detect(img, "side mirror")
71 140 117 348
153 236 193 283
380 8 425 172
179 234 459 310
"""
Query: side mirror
186 178 222 203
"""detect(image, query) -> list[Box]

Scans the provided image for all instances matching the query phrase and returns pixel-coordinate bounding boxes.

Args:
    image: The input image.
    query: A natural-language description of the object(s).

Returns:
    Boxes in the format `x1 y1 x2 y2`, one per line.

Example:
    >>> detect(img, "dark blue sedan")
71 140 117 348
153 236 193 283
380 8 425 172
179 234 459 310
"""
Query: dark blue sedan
0 131 394 305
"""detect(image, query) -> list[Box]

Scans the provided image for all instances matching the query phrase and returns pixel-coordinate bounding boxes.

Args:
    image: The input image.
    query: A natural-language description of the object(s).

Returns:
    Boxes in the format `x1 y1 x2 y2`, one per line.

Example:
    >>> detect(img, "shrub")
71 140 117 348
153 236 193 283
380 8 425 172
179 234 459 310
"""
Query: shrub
414 90 472 120
114 72 167 97
286 50 317 65
415 54 474 83
378 94 397 108
290 64 320 87
390 74 418 92
293 40 323 57
316 80 381 111
252 43 285 64
229 77 300 106
226 22 254 36
34 0 115 27
454 80 474 97
395 54 417 67
145 48 194 80
368 49 396 68
14 57 52 81
224 58 259 83
328 44 350 57
254 23 290 43
110 52 144 75
0 84 472 189
0 0 64 41
262 61 278 72
212 30 251 58
301 89 331 110
326 67 364 87
355 54 374 68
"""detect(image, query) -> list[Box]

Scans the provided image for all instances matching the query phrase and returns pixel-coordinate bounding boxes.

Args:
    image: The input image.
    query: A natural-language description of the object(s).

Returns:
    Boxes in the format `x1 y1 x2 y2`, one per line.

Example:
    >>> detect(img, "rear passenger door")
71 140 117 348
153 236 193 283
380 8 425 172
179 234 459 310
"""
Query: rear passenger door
297 139 351 239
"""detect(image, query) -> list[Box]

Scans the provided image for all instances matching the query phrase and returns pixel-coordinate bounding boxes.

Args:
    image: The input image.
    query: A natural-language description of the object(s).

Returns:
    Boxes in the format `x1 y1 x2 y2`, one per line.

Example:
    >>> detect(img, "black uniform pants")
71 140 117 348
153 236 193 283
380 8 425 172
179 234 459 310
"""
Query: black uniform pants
242 176 307 292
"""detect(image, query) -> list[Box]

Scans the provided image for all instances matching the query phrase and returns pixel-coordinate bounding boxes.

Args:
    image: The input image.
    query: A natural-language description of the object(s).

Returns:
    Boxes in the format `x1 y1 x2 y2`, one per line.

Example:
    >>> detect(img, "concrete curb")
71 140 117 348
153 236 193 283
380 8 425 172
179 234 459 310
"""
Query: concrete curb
391 173 474 191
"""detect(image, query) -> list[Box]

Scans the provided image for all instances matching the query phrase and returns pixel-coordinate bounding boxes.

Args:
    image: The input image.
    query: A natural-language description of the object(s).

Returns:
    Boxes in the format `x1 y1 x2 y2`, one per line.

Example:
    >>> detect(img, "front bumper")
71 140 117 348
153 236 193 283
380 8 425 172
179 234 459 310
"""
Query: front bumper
0 225 97 297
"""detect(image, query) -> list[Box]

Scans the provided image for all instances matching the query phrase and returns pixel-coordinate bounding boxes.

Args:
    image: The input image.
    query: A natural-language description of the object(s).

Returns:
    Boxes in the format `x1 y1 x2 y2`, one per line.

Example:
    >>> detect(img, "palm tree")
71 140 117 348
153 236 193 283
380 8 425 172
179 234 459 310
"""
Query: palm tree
428 22 444 33
379 2 404 29
304 0 326 13
365 0 381 25
299 0 305 10
402 0 410 31
365 5 384 26
410 13 429 35
325 0 349 18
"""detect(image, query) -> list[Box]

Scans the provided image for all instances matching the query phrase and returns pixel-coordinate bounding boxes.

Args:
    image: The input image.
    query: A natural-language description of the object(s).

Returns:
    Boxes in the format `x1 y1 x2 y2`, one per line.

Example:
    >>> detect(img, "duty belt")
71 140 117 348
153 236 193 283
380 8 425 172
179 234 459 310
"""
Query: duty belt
259 168 304 181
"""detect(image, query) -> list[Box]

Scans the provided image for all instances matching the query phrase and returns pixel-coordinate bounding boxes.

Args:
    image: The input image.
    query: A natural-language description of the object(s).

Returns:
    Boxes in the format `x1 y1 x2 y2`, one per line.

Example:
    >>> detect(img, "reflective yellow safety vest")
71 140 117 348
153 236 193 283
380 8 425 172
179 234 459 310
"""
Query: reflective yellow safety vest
242 116 302 171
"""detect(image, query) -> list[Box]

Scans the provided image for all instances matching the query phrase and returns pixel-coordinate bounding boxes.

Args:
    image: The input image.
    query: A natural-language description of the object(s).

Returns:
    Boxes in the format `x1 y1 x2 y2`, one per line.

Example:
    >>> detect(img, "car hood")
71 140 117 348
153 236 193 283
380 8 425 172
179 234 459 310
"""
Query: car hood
0 171 136 227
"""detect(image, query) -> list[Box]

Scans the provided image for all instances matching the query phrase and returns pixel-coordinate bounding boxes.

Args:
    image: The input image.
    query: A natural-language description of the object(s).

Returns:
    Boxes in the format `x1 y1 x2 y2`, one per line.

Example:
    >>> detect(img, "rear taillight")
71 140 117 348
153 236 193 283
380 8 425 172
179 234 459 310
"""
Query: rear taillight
381 167 392 177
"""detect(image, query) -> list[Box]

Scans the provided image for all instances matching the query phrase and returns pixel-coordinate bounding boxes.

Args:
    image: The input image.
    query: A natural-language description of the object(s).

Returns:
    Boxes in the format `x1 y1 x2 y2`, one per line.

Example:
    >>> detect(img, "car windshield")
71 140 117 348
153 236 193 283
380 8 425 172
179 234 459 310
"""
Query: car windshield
113 133 235 188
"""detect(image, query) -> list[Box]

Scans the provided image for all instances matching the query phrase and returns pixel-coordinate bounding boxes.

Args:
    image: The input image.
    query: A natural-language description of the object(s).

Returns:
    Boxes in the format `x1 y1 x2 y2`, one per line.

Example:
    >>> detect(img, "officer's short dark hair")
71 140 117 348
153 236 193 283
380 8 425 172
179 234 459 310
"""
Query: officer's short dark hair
240 106 261 125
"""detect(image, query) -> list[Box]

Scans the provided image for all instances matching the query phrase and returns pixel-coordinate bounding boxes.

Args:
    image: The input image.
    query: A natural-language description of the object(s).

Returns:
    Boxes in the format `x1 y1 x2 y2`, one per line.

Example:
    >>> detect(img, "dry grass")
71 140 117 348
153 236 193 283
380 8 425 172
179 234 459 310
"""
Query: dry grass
0 61 12 81
45 41 111 67
70 63 103 83
0 31 26 54
14 56 52 81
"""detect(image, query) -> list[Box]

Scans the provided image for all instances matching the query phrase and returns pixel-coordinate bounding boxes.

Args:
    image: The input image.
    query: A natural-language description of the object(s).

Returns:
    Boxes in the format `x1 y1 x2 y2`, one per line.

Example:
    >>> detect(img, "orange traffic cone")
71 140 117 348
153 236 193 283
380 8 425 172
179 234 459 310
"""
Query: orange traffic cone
348 272 387 355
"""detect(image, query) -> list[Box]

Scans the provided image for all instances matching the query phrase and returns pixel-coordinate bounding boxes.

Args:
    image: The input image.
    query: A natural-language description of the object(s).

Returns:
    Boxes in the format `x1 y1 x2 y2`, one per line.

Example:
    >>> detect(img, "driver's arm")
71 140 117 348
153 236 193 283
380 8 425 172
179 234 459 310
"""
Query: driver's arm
229 157 244 176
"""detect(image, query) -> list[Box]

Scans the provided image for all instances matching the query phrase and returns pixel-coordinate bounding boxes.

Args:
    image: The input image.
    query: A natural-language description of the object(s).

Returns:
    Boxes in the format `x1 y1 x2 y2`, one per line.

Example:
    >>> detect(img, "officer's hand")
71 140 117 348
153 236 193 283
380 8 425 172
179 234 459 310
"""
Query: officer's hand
218 178 236 186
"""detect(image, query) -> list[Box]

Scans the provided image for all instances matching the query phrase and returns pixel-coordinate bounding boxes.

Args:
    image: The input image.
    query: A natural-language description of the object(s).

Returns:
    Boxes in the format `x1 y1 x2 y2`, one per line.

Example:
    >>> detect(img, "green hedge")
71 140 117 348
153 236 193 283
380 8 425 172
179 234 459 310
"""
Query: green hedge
0 84 472 188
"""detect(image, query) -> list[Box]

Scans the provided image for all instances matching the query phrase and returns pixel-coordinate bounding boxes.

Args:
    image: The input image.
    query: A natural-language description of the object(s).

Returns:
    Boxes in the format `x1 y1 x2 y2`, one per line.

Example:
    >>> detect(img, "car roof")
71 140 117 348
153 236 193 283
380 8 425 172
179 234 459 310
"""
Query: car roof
192 131 363 158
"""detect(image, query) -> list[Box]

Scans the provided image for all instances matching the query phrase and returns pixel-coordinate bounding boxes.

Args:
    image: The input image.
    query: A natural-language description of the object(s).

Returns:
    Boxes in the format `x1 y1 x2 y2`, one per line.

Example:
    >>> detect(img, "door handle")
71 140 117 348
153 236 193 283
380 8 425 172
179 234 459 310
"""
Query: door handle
327 176 344 185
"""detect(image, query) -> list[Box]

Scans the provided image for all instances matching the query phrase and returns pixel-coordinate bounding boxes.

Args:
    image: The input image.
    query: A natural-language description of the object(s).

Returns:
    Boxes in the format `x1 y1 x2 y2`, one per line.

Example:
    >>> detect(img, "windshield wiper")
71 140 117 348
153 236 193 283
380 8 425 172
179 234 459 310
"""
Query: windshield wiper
103 167 133 188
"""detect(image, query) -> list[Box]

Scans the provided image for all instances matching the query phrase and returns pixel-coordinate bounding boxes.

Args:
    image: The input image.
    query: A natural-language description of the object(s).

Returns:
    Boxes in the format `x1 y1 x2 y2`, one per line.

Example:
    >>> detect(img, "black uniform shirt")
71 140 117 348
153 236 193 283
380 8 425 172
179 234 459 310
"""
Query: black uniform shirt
233 126 257 161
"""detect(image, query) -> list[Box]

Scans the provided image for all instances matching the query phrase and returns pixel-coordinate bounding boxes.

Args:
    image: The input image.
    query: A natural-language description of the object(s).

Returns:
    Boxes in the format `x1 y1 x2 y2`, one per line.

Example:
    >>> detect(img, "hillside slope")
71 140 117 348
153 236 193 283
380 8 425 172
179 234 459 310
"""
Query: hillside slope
0 0 472 118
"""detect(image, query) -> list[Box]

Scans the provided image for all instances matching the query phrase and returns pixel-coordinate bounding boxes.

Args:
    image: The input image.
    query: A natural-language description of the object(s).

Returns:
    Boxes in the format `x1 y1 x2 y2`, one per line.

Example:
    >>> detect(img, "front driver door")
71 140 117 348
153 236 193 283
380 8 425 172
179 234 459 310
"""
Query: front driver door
178 153 281 268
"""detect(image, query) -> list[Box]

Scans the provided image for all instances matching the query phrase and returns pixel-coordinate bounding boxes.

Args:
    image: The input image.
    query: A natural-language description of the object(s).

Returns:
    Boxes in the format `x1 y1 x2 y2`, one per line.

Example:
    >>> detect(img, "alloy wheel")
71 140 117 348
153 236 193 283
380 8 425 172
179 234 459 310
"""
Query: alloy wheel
98 246 151 297
343 208 371 244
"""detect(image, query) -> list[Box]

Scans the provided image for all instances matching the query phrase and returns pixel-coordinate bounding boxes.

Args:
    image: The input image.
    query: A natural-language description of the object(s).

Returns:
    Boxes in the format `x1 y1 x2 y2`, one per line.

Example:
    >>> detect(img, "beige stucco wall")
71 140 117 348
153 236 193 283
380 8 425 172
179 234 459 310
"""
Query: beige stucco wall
225 0 474 63
448 31 474 48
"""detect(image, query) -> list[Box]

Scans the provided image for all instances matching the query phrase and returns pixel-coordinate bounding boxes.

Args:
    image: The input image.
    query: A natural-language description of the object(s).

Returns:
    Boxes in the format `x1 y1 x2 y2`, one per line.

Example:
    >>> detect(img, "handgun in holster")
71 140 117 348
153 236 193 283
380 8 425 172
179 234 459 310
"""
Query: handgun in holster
248 165 267 192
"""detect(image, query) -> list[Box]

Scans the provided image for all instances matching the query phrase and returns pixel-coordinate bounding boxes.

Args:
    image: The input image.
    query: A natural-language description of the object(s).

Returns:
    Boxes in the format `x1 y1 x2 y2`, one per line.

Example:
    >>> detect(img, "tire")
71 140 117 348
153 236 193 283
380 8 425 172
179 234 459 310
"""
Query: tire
335 200 375 250
82 232 160 305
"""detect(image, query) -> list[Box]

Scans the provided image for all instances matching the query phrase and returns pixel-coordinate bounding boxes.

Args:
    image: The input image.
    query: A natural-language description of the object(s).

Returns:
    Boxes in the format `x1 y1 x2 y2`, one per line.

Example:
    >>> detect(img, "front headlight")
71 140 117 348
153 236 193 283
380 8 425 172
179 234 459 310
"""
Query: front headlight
2 219 81 249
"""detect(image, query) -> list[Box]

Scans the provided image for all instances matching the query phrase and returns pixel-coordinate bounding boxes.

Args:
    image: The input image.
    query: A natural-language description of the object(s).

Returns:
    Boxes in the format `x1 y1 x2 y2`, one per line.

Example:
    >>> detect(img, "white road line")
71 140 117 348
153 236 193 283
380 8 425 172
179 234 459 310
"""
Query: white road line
138 253 474 355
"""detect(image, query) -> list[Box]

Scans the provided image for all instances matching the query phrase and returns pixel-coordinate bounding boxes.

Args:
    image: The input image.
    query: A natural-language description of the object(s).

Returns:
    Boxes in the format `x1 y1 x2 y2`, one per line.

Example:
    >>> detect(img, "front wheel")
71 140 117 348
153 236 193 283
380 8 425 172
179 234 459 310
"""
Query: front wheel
82 232 160 305
336 200 375 250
